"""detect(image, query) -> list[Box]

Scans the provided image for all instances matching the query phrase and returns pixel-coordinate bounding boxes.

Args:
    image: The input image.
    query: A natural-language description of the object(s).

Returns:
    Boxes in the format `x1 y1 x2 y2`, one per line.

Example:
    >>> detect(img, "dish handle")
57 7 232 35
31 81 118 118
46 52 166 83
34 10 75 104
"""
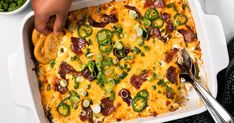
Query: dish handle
203 15 229 74
8 50 32 109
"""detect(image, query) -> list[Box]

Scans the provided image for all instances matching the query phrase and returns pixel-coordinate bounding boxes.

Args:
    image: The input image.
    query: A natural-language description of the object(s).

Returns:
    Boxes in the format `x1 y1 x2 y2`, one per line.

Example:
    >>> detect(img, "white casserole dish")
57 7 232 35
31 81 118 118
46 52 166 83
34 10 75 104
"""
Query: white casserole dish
8 0 229 122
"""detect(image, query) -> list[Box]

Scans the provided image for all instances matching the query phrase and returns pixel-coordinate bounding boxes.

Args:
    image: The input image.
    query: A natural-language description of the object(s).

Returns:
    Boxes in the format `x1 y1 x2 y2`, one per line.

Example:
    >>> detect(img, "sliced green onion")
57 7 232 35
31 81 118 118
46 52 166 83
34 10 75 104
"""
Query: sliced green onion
91 104 101 114
129 10 138 19
96 54 103 61
109 91 115 101
76 76 84 82
119 71 128 79
136 28 143 37
83 99 91 107
60 79 68 87
137 38 144 45
112 58 119 64
49 59 55 68
116 41 123 50
104 79 115 93
78 88 87 96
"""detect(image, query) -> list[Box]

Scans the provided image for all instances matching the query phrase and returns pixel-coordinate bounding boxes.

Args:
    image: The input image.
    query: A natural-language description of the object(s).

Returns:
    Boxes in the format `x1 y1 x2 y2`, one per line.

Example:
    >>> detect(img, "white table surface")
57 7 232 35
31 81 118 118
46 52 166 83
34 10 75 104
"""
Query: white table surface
0 0 234 122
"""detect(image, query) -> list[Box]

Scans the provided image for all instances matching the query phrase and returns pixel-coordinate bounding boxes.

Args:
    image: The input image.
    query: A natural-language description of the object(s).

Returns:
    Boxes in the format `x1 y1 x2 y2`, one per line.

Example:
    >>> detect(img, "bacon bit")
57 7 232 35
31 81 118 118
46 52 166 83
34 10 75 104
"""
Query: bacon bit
101 97 115 116
117 119 122 121
55 84 68 94
130 71 149 89
165 48 179 63
166 21 175 33
124 5 142 18
161 13 175 33
118 89 132 106
154 0 166 8
89 14 118 28
166 100 171 106
152 112 158 117
144 0 154 8
147 27 166 42
178 26 197 43
162 13 170 21
71 37 87 55
81 67 97 82
166 66 178 84
58 62 81 79
50 76 68 94
80 107 93 123
166 91 175 99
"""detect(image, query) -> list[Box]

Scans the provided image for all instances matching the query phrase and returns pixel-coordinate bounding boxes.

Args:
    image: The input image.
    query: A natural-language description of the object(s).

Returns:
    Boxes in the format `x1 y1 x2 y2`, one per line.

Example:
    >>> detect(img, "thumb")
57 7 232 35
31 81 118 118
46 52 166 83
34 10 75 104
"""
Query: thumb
53 14 67 34
34 14 50 34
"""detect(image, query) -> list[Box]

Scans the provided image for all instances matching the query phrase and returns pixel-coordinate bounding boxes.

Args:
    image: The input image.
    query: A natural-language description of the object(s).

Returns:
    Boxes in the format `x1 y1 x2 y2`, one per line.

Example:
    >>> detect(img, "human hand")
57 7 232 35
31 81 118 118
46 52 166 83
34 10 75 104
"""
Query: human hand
32 0 72 34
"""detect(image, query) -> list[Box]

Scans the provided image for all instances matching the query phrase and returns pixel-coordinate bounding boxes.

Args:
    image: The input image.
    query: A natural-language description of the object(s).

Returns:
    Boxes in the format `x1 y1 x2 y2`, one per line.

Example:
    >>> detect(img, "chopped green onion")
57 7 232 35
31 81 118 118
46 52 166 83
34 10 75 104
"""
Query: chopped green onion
112 58 119 64
129 9 138 19
109 91 115 101
49 59 55 68
104 79 115 93
91 104 101 114
96 54 103 61
116 41 123 50
119 71 128 79
83 99 91 107
143 46 150 51
59 79 68 87
137 38 144 45
78 88 87 96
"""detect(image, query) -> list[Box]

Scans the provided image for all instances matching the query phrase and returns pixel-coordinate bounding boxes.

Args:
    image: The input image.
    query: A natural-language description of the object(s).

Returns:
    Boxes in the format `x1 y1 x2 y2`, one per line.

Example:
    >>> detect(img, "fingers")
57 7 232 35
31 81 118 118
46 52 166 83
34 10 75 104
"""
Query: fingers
34 14 50 34
53 14 67 34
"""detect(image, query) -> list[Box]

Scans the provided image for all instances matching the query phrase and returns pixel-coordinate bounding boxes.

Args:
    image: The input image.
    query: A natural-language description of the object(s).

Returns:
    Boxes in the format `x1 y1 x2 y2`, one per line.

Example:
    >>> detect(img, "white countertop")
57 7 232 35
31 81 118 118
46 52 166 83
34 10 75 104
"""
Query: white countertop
0 0 233 122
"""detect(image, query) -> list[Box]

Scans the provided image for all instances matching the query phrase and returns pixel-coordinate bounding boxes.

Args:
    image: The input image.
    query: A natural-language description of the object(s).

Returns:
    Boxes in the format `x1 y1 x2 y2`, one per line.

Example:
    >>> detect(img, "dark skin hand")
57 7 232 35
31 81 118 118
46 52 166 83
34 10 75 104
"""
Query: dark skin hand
32 0 72 34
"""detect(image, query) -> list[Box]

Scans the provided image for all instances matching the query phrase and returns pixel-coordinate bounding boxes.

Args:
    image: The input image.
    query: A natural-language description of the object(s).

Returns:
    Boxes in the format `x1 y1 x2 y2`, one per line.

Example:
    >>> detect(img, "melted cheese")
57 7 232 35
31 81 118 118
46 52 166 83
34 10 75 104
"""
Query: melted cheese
35 0 202 122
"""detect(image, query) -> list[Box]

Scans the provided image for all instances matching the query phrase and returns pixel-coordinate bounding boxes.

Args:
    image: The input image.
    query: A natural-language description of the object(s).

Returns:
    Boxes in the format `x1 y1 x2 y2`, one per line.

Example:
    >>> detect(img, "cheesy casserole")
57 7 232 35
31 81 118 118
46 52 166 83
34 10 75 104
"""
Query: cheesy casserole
32 0 202 122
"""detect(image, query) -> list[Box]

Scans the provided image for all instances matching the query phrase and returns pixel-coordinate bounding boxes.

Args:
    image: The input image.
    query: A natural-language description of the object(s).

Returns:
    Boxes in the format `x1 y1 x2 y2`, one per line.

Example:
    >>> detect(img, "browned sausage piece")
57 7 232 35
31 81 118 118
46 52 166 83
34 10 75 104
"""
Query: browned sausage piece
166 66 178 84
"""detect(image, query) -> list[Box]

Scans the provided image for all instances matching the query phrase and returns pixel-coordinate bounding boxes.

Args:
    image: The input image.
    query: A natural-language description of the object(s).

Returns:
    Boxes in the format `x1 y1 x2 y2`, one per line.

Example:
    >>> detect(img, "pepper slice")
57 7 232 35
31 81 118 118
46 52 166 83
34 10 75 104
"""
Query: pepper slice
78 24 93 38
96 29 113 45
56 102 70 116
174 13 188 26
132 96 147 112
144 8 159 20
99 45 113 54
136 89 149 99
142 18 151 27
151 18 164 28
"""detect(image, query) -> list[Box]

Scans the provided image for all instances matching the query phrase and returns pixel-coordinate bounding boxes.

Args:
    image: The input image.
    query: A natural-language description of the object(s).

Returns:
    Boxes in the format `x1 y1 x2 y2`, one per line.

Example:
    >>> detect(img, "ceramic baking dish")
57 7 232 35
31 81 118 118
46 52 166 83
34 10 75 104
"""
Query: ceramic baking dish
8 0 229 122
